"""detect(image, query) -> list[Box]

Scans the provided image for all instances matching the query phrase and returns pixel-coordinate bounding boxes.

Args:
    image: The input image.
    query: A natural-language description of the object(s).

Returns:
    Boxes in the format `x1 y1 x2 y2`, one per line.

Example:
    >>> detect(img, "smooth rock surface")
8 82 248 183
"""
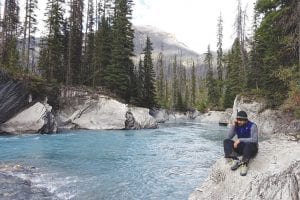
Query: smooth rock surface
0 102 57 134
129 107 158 129
57 88 158 130
231 95 288 135
195 111 229 124
189 136 300 200
150 108 170 123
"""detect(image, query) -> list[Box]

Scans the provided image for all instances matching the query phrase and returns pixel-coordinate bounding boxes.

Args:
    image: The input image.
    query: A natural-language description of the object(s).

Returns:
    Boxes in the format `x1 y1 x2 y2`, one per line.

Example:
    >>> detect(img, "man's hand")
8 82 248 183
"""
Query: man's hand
231 119 238 126
234 139 240 149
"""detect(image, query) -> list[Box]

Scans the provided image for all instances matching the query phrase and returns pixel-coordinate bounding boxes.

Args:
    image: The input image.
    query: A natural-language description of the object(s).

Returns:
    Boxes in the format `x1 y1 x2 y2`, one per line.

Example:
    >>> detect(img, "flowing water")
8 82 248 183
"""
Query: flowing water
0 121 228 200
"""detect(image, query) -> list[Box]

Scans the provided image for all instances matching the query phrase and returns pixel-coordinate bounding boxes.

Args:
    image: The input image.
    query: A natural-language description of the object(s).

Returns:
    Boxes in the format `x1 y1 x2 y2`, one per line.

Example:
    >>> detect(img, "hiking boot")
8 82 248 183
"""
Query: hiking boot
240 164 248 176
230 159 240 171
225 158 233 165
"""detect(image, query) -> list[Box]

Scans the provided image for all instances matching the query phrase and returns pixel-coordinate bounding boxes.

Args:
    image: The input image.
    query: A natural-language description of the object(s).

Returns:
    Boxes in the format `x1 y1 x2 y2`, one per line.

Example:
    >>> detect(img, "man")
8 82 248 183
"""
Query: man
223 111 258 176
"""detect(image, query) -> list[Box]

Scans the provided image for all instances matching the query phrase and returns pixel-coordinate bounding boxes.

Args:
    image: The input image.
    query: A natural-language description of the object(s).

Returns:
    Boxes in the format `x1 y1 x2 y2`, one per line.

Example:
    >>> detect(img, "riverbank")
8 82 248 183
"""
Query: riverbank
189 134 300 200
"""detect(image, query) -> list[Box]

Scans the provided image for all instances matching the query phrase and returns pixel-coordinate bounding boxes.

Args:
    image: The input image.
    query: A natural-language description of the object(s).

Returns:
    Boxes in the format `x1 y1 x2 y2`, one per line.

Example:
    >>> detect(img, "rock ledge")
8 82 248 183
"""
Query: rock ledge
189 136 300 200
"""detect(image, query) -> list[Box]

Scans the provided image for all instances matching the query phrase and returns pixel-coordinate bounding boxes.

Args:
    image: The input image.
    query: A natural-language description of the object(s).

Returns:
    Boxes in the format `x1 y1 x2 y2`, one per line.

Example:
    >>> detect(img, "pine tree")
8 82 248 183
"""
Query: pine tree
234 0 248 88
223 39 243 108
94 15 112 86
191 61 196 107
205 45 218 107
246 0 299 107
68 0 84 85
183 67 189 109
106 0 135 102
164 79 170 108
1 0 20 71
39 0 65 83
216 12 224 102
156 51 164 105
172 56 178 108
142 36 156 108
217 13 223 81
22 0 38 72
137 57 144 102
82 0 95 86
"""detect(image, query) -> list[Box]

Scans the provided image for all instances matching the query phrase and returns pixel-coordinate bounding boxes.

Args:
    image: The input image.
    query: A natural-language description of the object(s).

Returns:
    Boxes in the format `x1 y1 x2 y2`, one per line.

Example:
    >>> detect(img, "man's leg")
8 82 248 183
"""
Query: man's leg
241 142 258 164
240 142 258 176
229 142 245 170
223 139 235 158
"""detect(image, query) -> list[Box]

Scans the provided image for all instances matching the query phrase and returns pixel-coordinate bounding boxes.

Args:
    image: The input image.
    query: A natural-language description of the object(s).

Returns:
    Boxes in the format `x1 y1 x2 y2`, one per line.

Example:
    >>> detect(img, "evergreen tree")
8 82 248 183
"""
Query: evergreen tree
156 51 164 105
216 13 224 103
94 15 112 86
22 0 38 72
191 61 196 107
142 36 156 108
250 0 298 106
106 0 135 102
137 57 144 103
223 39 243 108
234 0 248 88
164 79 170 108
68 0 84 85
82 0 95 86
183 67 189 109
205 45 219 107
1 0 20 70
172 56 178 108
216 13 223 82
39 0 65 83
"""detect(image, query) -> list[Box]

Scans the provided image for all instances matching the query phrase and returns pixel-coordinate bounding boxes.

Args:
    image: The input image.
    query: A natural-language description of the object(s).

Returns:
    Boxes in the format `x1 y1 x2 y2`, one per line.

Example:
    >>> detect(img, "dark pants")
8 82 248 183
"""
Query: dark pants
223 139 258 164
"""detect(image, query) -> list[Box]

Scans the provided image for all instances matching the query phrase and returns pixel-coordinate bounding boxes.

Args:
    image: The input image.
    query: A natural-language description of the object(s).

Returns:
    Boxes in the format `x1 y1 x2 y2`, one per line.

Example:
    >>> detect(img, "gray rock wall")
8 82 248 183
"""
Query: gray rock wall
232 95 290 135
0 70 29 124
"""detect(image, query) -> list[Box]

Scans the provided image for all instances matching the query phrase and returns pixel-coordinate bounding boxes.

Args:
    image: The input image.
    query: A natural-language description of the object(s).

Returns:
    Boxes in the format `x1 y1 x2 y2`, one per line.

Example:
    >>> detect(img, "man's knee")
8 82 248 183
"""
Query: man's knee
244 142 258 150
223 138 233 145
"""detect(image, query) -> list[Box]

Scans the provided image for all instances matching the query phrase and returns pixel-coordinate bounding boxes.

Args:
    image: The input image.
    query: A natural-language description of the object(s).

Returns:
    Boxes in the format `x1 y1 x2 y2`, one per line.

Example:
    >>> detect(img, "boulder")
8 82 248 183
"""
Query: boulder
125 111 141 130
57 88 158 130
150 108 169 123
231 95 288 135
129 107 158 129
219 108 232 126
195 111 229 124
0 102 57 134
189 136 300 200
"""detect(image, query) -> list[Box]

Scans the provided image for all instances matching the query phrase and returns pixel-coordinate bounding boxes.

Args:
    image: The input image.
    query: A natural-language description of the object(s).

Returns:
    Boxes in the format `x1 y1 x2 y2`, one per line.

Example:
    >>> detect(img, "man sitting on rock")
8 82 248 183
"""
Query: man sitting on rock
223 111 258 176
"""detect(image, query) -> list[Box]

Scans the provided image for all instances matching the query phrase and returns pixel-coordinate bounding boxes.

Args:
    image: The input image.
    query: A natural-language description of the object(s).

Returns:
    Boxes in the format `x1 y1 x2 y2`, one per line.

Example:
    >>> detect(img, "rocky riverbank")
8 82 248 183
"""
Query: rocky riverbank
0 164 57 200
188 95 300 200
189 135 300 200
0 69 158 134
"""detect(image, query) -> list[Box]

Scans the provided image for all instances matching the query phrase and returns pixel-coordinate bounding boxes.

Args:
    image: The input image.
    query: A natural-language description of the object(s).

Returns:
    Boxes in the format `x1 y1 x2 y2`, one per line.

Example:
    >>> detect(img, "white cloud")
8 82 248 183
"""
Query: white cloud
132 0 255 54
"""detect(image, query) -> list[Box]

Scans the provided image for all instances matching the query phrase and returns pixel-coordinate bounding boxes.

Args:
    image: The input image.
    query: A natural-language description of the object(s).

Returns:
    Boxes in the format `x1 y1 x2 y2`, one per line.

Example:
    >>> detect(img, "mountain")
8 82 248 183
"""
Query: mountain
133 25 208 78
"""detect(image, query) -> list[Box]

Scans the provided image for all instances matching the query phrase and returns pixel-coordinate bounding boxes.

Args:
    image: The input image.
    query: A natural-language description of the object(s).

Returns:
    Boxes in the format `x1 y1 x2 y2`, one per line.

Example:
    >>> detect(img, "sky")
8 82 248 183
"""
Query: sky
132 0 256 54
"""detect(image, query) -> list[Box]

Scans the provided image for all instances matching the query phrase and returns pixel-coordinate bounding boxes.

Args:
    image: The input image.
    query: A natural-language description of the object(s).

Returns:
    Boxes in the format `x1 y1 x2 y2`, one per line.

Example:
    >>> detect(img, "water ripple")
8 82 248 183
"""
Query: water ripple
0 121 228 200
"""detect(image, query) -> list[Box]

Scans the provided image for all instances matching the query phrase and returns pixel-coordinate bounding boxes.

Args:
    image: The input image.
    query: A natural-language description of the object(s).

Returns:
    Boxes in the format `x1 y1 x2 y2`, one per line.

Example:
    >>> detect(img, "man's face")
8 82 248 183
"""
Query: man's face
236 118 247 126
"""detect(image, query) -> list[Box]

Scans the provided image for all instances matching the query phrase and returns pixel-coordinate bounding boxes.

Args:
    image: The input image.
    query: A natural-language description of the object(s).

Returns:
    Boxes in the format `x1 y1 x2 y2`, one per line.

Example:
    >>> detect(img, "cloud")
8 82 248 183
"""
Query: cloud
133 0 255 54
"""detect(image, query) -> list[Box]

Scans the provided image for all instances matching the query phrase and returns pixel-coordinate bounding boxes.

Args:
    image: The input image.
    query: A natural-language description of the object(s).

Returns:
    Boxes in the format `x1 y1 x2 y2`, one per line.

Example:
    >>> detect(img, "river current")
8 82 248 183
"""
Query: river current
0 121 228 200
